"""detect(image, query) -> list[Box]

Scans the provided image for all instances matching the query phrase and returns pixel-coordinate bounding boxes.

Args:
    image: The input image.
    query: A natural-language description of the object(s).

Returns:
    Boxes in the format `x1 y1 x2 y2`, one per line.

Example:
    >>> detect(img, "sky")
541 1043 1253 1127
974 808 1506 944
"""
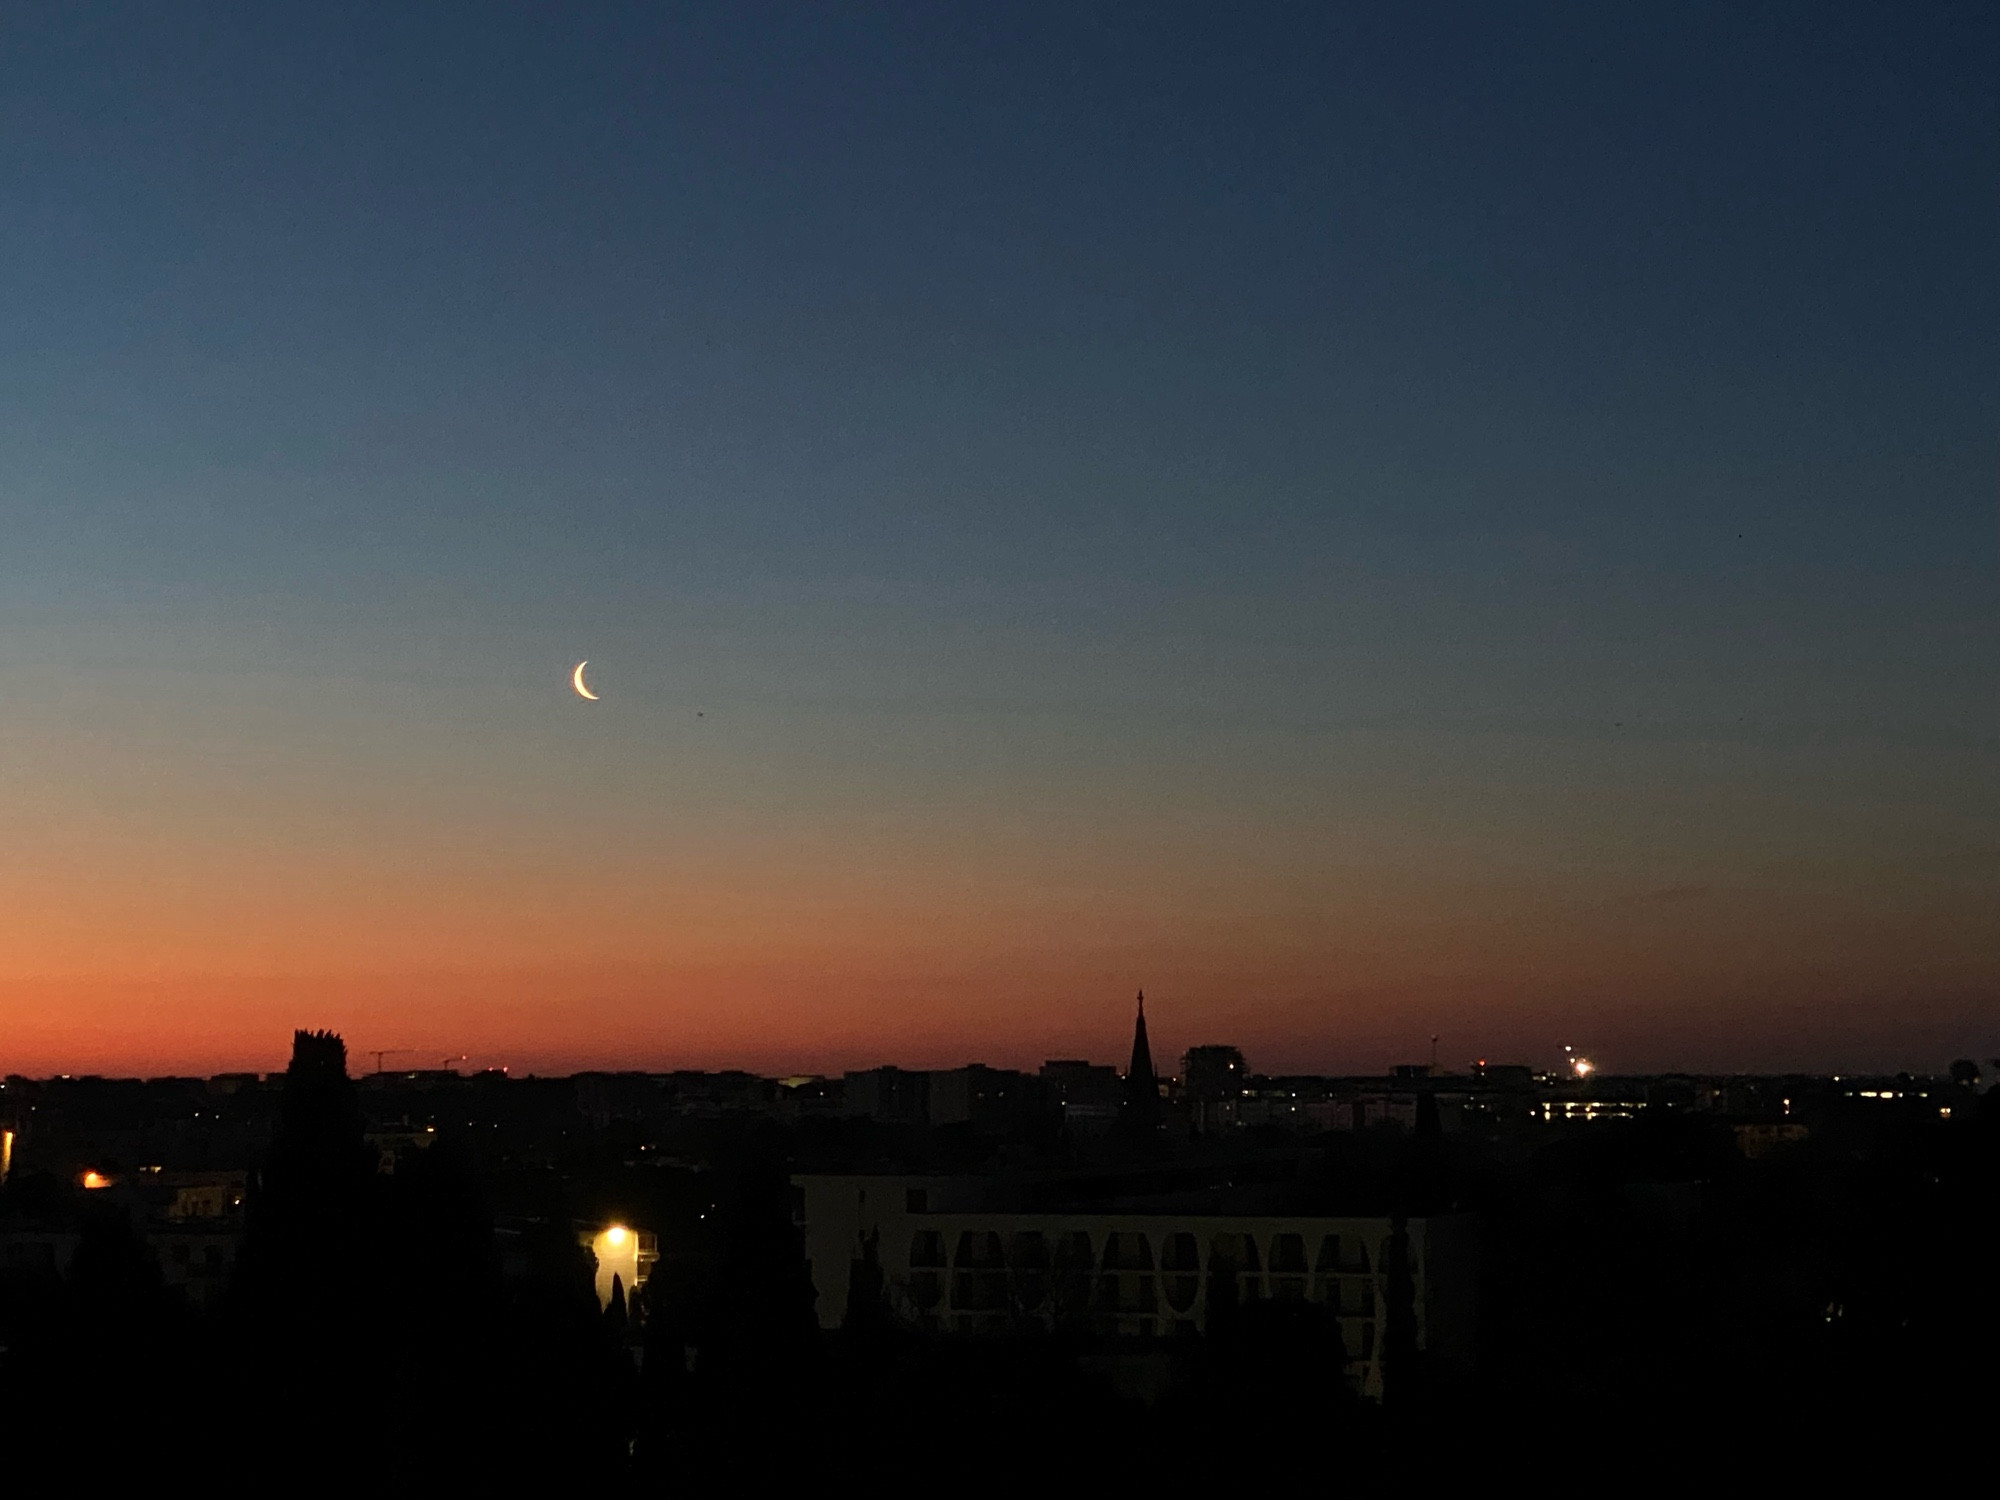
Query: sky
1 1 1994 1078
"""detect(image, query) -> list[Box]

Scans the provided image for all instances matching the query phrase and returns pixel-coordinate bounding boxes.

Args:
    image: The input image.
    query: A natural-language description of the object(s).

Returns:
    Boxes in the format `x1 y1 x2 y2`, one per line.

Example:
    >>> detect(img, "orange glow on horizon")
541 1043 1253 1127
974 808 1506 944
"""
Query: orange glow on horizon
1 950 1993 1081
1 690 1992 1080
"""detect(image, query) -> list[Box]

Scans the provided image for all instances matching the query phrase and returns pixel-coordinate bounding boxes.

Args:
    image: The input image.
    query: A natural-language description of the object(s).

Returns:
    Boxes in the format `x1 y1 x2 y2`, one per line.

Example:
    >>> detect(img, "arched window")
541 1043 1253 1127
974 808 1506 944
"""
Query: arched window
1051 1231 1095 1328
1161 1232 1200 1312
951 1230 1008 1312
1268 1232 1308 1300
1207 1232 1261 1271
1208 1232 1262 1300
1100 1232 1155 1271
907 1229 945 1311
954 1230 1005 1268
1097 1231 1158 1317
1009 1231 1051 1311
1333 1277 1372 1316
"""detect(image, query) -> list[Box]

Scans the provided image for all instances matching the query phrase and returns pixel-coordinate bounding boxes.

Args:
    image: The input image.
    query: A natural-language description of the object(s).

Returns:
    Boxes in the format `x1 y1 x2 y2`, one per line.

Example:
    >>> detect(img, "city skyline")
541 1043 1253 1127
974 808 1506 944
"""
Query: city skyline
3 2 1994 1078
2 978 1985 1083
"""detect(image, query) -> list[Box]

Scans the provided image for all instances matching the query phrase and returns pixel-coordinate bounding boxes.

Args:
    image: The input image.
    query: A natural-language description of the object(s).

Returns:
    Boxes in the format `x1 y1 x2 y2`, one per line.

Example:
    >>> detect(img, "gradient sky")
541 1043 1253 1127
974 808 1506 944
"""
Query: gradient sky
3 1 1994 1078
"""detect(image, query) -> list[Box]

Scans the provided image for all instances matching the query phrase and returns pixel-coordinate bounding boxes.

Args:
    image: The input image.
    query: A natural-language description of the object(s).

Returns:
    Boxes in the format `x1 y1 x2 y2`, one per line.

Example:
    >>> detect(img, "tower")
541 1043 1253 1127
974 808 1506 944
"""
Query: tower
1123 991 1160 1130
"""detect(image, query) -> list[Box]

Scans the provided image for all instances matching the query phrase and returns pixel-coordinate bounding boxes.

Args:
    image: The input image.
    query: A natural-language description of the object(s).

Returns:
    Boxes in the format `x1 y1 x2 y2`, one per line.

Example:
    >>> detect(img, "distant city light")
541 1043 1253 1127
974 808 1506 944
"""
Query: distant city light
81 1170 113 1189
1571 1057 1595 1078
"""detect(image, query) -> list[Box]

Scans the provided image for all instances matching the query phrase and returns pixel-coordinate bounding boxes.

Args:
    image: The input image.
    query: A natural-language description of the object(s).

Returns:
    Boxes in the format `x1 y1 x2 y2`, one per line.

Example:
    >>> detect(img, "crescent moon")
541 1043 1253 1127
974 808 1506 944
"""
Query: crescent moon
571 661 599 701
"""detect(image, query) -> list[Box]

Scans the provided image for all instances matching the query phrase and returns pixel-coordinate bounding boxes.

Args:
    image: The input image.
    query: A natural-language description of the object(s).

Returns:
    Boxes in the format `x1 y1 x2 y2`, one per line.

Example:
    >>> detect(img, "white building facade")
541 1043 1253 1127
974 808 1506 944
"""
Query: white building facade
795 1174 1476 1399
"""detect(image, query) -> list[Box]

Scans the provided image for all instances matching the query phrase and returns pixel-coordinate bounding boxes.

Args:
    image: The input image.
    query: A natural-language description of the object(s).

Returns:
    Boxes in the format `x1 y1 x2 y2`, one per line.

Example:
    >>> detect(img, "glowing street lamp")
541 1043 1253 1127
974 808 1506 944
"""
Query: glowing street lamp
590 1223 644 1313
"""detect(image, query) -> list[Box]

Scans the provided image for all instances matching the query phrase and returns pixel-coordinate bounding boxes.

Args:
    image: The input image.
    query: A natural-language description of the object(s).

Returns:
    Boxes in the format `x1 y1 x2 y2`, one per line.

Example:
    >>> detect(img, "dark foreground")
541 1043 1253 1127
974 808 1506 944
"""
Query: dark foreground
2 1039 1993 1476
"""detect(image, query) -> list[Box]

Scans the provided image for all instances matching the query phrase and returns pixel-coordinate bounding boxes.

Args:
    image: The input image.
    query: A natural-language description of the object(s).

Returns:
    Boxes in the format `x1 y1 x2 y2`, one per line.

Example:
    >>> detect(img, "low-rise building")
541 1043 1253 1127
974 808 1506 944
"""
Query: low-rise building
1040 1060 1122 1133
926 1066 1048 1129
843 1066 931 1125
794 1173 1475 1399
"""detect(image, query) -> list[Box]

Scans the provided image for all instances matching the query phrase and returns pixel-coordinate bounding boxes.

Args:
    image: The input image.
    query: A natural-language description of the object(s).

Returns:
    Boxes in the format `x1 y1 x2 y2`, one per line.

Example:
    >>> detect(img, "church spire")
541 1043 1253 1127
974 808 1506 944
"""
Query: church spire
1124 990 1159 1128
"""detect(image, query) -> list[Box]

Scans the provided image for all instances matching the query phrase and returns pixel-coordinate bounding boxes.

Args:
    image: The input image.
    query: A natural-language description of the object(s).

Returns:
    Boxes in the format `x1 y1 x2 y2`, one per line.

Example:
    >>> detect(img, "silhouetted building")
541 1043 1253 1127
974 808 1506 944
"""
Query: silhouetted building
659 1069 777 1117
1183 1045 1246 1132
1732 1121 1810 1158
151 1223 239 1308
1123 993 1161 1132
1040 1060 1122 1132
574 1072 665 1127
844 1066 931 1125
775 1074 845 1120
928 1065 1045 1129
0 1168 245 1310
1183 1046 1246 1101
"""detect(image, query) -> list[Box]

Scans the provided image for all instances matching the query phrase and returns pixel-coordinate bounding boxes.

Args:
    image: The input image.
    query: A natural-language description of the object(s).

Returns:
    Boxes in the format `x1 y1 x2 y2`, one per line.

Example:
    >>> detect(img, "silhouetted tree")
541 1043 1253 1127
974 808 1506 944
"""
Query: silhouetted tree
841 1227 891 1336
606 1271 628 1332
1415 1090 1442 1142
1380 1212 1419 1416
1164 1270 1363 1477
234 1030 374 1316
493 1217 633 1481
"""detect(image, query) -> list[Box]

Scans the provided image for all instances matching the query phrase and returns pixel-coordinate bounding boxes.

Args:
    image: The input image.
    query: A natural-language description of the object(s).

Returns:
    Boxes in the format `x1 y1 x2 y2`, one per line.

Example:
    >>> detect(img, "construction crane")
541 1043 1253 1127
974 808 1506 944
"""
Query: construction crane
369 1048 417 1075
